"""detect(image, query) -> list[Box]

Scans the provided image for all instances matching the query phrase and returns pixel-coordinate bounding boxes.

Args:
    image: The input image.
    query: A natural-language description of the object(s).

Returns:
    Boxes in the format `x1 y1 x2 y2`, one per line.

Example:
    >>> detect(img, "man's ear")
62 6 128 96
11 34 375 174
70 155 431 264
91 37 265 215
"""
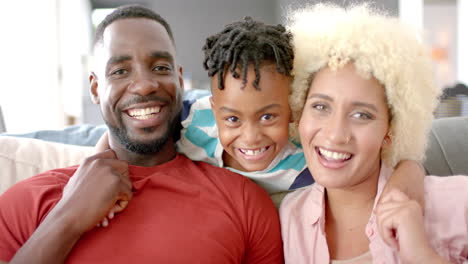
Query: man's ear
89 72 100 104
177 65 184 92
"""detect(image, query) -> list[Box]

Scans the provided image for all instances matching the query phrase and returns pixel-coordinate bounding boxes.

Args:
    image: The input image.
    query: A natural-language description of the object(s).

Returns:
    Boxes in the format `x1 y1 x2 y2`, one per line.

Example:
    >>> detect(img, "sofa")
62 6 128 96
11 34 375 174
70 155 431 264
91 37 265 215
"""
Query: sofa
1 114 467 195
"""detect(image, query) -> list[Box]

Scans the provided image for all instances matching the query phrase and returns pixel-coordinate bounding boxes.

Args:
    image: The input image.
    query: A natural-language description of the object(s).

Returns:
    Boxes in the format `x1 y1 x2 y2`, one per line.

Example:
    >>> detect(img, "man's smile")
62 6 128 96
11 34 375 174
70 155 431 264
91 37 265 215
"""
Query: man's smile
127 106 162 120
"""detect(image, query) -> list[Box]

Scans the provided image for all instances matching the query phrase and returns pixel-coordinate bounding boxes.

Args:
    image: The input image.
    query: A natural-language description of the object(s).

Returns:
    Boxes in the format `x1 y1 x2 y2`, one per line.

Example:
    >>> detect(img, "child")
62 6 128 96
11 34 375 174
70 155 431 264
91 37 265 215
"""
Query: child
280 4 467 263
176 17 306 193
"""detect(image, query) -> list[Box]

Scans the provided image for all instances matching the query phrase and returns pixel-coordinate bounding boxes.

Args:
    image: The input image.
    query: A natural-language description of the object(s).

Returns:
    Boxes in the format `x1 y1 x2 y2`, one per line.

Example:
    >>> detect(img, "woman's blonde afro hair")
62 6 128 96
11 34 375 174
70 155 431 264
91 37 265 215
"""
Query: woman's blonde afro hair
287 3 441 166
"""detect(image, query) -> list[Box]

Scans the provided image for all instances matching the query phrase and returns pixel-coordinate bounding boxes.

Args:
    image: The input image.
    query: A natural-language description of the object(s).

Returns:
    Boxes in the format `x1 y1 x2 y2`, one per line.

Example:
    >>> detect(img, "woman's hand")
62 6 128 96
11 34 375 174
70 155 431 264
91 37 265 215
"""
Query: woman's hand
376 190 449 264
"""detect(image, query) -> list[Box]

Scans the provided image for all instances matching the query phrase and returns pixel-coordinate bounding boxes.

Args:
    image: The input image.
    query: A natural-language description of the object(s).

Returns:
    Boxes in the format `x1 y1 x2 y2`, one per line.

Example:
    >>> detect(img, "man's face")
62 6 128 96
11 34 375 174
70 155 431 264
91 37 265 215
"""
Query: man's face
91 18 183 154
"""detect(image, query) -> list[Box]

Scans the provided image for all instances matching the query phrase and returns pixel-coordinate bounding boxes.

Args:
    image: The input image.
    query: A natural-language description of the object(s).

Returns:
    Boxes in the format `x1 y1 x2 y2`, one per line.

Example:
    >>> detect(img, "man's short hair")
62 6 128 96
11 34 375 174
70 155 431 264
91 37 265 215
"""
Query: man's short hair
93 4 175 47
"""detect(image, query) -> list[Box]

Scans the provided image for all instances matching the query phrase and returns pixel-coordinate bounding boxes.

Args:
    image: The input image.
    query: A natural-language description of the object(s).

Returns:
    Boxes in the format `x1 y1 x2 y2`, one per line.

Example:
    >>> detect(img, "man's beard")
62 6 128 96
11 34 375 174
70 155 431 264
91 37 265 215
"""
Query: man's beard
105 113 181 155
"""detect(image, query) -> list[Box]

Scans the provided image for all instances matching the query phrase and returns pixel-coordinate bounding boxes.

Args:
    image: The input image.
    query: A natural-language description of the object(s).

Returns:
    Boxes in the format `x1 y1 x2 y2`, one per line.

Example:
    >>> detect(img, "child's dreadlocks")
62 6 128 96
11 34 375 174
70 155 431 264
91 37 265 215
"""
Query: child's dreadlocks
203 17 294 90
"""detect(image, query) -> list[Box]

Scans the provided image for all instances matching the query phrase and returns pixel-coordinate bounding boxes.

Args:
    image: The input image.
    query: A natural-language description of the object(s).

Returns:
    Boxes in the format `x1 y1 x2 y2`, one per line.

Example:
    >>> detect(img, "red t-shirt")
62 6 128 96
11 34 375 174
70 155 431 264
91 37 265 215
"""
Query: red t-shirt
0 154 283 263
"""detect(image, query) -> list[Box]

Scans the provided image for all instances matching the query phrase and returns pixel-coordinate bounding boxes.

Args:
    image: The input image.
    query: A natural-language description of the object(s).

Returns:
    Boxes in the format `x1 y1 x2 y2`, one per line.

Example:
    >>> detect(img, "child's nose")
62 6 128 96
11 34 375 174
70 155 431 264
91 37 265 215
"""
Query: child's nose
240 123 262 145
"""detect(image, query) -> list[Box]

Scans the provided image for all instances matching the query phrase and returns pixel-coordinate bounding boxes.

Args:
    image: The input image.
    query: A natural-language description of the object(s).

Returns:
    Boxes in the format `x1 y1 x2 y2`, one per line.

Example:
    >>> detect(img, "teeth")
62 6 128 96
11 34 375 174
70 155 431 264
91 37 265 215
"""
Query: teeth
128 106 161 120
240 147 267 156
319 148 351 161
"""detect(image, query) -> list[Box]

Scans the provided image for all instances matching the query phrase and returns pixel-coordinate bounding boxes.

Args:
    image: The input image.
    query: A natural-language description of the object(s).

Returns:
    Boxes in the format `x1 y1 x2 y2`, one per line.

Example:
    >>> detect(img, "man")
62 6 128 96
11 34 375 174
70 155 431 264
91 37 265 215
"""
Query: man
0 5 283 263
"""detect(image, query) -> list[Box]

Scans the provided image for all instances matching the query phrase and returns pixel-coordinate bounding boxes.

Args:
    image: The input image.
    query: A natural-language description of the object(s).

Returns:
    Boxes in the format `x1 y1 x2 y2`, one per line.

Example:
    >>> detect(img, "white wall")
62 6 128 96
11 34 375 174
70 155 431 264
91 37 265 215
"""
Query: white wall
0 0 63 133
59 0 93 124
0 0 93 133
458 0 468 84
424 2 458 89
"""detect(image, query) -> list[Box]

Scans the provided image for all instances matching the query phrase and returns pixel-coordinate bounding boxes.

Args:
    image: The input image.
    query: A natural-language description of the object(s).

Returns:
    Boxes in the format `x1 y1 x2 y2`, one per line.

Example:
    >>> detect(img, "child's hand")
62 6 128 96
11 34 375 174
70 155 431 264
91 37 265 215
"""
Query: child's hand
95 131 110 153
376 190 449 264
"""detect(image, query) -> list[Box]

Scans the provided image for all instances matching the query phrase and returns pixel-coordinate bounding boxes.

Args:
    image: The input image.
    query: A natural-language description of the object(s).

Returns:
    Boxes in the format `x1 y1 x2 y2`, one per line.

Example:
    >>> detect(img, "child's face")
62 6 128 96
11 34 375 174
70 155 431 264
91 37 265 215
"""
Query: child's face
299 64 390 189
210 64 291 172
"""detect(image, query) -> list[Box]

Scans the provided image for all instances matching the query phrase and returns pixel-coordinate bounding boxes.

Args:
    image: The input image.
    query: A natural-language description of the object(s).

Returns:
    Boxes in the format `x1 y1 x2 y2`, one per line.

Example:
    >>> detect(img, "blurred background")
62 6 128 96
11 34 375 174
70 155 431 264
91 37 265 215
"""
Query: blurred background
0 0 467 133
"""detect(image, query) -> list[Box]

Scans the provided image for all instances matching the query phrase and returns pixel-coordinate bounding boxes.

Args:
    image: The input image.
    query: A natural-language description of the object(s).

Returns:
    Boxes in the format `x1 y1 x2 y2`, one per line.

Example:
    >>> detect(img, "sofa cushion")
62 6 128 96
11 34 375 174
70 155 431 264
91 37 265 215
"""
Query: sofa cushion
0 136 93 194
423 116 468 176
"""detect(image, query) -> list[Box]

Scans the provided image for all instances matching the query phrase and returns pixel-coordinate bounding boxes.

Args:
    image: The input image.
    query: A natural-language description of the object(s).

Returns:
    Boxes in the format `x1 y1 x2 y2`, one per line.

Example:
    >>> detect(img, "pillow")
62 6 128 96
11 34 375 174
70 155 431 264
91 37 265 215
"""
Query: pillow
1 124 107 146
0 136 93 194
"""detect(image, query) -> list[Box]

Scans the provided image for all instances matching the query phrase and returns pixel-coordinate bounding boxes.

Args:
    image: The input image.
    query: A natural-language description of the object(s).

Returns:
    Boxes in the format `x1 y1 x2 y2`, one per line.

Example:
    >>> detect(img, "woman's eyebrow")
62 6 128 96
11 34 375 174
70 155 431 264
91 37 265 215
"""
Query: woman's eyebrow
307 93 332 101
351 102 378 112
308 93 379 112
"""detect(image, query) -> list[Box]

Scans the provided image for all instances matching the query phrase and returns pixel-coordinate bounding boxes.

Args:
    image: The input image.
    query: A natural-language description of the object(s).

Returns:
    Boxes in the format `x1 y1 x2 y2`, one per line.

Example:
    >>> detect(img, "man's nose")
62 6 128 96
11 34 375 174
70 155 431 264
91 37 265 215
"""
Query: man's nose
128 70 158 96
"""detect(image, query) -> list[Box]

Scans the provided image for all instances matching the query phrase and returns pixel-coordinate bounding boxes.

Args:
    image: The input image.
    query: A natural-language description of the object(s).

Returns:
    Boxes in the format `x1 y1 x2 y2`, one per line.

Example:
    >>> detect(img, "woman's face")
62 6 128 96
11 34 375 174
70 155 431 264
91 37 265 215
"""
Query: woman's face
299 64 390 189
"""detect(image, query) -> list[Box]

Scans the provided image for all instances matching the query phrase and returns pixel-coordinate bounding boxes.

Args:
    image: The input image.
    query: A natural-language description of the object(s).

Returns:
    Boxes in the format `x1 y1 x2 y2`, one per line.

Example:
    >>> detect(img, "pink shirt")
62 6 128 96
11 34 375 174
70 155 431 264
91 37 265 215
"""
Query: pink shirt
279 166 468 264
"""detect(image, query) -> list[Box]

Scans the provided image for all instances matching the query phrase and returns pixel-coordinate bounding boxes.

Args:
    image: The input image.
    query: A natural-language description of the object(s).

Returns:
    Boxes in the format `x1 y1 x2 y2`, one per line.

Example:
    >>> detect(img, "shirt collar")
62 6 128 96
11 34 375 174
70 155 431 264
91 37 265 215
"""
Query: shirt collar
300 164 394 226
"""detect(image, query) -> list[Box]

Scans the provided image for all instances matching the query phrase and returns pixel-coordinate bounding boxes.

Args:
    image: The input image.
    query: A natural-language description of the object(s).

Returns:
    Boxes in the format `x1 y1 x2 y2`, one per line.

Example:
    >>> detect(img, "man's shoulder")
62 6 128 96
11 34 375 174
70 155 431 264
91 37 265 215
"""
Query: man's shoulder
1 166 76 199
22 166 77 184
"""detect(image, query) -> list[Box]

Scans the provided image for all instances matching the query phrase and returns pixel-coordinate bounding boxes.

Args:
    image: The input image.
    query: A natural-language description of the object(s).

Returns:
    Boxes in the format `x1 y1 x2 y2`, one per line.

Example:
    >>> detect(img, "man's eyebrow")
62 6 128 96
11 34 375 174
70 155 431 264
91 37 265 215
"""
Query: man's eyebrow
307 93 378 112
105 51 174 72
106 55 131 71
150 51 174 64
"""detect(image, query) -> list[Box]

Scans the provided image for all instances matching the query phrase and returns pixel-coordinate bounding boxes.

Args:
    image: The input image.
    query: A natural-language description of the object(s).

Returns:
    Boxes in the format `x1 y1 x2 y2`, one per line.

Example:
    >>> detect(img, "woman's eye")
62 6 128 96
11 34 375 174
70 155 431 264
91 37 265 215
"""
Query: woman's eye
226 116 239 123
352 112 373 120
312 103 327 111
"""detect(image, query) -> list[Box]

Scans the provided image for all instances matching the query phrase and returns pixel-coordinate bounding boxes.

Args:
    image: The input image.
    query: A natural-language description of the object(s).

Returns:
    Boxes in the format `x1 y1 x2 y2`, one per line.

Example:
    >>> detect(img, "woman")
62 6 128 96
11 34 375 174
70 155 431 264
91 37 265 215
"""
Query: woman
280 4 468 263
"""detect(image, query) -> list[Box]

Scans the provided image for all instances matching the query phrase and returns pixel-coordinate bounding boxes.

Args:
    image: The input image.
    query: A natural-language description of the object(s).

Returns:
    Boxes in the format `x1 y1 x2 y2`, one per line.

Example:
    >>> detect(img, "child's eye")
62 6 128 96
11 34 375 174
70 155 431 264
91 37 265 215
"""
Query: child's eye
260 114 275 121
352 112 373 120
226 116 239 123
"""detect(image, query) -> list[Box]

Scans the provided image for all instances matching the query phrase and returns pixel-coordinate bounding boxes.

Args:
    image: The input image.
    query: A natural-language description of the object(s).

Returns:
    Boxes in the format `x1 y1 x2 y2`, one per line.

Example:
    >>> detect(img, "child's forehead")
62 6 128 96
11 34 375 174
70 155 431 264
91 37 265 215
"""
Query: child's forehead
216 63 290 86
211 72 290 104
